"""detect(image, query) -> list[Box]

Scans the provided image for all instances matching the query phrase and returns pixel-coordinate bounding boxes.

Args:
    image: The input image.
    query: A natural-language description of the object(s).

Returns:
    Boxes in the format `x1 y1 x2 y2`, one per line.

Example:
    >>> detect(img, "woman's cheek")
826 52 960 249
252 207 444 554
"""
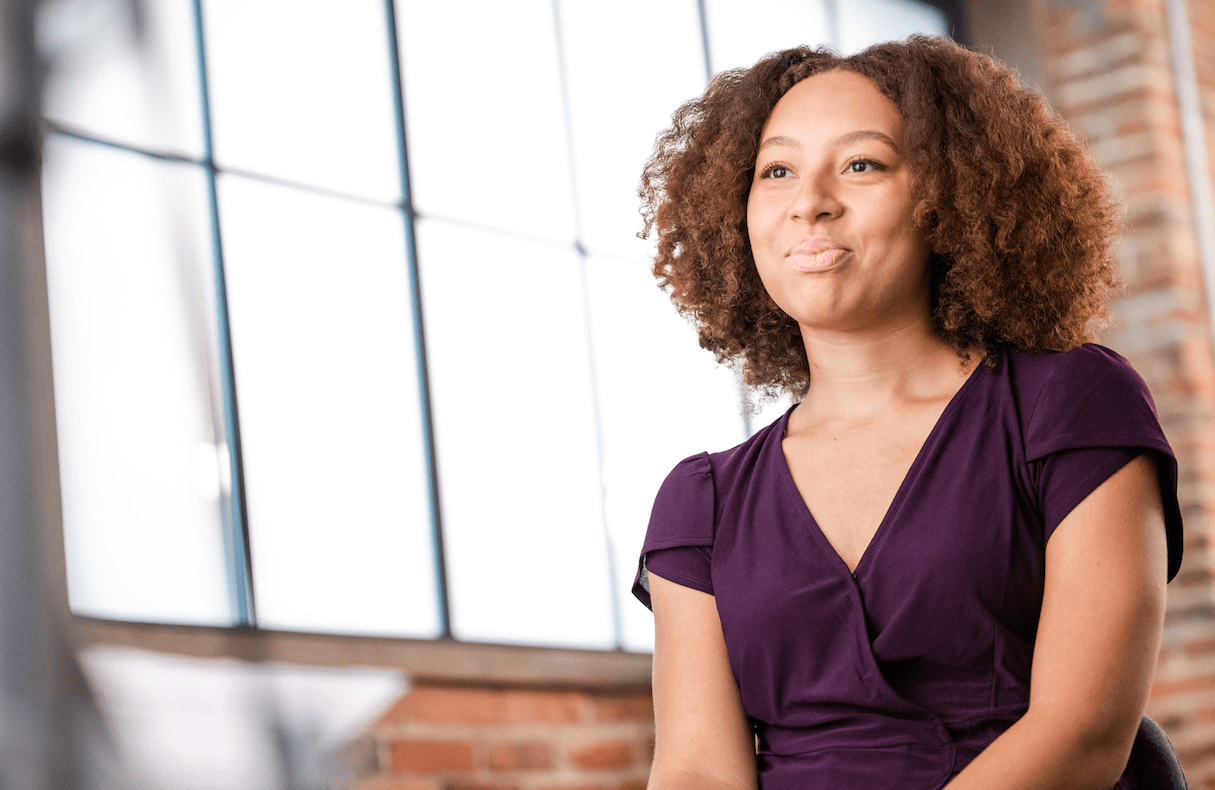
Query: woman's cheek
756 266 798 321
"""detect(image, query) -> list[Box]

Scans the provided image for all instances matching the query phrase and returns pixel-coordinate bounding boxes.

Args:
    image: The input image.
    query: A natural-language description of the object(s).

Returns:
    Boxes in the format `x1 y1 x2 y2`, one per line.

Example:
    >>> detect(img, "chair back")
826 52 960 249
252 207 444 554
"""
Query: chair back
1130 715 1187 789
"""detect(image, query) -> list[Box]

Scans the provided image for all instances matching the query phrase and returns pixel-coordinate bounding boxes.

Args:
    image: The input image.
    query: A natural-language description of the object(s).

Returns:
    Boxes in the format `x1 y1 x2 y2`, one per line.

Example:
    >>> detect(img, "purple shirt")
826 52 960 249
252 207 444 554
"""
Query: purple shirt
634 345 1182 790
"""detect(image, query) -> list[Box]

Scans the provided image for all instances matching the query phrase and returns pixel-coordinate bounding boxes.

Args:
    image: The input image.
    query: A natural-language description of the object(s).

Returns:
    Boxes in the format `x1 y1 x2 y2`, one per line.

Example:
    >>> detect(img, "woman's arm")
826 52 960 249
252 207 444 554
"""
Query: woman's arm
648 571 758 790
945 453 1168 790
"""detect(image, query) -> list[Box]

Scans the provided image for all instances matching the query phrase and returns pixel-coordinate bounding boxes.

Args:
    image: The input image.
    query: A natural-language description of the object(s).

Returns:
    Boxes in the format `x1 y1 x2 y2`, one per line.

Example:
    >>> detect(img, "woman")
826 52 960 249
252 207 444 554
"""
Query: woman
632 36 1183 790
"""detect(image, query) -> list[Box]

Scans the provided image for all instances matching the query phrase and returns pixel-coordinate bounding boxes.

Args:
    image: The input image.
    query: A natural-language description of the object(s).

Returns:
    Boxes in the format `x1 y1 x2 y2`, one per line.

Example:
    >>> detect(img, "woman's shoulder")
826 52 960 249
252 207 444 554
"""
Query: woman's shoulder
1001 340 1132 371
1005 343 1147 390
1001 343 1165 460
1004 343 1183 580
698 403 795 481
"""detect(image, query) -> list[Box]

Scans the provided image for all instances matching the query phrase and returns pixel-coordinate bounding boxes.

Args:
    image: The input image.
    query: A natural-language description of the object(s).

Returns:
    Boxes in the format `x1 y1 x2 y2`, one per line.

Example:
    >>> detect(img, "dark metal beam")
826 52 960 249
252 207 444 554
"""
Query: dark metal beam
0 1 129 786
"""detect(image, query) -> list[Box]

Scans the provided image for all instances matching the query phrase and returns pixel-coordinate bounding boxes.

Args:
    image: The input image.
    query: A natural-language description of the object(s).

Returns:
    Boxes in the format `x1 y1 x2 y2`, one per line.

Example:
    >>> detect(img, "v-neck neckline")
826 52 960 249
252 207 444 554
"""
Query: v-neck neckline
775 361 986 578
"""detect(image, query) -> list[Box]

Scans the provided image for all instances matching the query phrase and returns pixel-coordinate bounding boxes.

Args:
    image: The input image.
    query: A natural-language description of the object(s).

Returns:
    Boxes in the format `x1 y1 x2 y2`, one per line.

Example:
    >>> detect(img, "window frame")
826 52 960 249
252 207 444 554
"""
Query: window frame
43 0 966 664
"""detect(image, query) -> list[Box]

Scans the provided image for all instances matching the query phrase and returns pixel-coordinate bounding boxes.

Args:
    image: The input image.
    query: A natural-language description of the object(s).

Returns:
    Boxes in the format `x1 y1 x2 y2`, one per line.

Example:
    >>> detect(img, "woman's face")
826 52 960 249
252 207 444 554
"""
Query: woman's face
747 69 931 337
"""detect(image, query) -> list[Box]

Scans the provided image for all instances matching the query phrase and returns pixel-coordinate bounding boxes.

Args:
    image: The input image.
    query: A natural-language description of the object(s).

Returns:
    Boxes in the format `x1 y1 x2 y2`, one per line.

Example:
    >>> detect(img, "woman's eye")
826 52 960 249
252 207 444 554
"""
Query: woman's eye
762 165 790 179
847 159 883 173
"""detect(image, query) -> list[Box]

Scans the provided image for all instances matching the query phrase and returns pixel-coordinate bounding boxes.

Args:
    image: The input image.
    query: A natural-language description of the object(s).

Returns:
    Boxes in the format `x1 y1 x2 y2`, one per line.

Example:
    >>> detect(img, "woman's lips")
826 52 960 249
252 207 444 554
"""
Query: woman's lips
789 248 845 271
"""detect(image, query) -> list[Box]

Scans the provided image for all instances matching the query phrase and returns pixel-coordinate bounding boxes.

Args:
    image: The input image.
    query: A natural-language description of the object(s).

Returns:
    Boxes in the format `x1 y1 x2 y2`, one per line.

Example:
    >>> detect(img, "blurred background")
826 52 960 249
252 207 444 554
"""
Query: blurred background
5 0 1215 787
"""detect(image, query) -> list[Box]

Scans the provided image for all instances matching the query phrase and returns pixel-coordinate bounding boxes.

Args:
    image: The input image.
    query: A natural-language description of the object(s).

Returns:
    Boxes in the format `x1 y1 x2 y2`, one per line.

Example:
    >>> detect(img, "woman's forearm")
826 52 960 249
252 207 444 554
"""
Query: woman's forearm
944 706 1135 790
648 765 756 790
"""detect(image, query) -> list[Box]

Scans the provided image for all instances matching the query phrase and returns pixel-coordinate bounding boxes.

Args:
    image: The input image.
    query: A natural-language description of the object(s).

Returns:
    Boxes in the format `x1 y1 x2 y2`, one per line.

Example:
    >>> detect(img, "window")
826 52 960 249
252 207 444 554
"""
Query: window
39 0 957 652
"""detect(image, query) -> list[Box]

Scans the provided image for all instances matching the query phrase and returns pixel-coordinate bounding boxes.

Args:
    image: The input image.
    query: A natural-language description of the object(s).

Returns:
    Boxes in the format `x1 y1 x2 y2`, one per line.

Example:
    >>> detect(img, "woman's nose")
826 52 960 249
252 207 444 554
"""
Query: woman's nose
789 173 841 221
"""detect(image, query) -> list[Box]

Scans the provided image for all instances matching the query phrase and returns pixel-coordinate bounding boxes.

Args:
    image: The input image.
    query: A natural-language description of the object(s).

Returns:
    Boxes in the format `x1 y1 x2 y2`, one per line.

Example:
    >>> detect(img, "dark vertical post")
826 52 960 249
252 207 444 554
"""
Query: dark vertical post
0 1 128 786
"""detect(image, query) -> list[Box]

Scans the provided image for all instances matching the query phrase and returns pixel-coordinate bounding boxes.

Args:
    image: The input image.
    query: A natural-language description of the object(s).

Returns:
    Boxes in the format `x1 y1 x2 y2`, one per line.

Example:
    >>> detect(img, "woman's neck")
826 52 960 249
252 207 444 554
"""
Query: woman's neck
796 319 972 423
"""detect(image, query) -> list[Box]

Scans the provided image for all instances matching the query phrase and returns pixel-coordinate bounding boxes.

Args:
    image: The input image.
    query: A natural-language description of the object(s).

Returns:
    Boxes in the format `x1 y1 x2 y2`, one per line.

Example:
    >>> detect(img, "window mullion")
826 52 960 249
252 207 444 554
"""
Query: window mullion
191 0 255 627
383 0 452 639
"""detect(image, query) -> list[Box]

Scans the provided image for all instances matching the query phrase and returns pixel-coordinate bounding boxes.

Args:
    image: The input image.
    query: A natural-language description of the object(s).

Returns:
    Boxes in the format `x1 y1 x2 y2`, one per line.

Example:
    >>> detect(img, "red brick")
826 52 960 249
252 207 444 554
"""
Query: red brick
382 686 500 725
485 741 552 770
1185 637 1215 657
499 689 584 724
1177 737 1215 766
591 693 653 722
568 740 634 770
1150 673 1215 698
389 739 476 773
378 695 415 724
379 685 588 726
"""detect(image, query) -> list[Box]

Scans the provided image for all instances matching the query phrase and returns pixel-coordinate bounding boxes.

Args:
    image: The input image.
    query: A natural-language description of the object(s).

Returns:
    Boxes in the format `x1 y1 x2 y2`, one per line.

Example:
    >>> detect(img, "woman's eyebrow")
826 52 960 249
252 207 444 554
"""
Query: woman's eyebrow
756 134 802 153
833 130 901 152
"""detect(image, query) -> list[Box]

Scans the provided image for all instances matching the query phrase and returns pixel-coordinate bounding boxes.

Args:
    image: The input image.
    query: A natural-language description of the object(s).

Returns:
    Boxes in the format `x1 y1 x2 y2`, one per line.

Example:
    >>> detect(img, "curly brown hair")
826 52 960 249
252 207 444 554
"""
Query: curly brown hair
639 35 1122 398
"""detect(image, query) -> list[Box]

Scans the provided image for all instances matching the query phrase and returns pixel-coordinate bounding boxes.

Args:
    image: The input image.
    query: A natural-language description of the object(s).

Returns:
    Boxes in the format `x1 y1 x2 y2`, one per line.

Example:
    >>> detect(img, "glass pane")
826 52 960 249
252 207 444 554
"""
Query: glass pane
558 0 707 260
398 0 577 244
839 0 947 54
705 0 830 73
41 136 231 624
203 0 401 203
417 219 614 648
584 255 746 652
39 0 204 157
218 175 437 638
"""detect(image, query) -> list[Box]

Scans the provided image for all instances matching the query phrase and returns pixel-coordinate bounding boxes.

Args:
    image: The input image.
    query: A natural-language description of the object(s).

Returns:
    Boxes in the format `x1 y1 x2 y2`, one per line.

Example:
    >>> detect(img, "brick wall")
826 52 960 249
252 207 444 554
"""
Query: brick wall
349 682 654 790
1025 0 1215 784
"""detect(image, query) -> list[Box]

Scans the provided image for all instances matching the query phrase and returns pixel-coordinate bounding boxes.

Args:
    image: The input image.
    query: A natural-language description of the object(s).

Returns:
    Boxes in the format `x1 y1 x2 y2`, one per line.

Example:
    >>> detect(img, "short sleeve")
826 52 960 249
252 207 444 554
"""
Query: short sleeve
1035 446 1142 541
631 453 717 609
1025 345 1183 580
